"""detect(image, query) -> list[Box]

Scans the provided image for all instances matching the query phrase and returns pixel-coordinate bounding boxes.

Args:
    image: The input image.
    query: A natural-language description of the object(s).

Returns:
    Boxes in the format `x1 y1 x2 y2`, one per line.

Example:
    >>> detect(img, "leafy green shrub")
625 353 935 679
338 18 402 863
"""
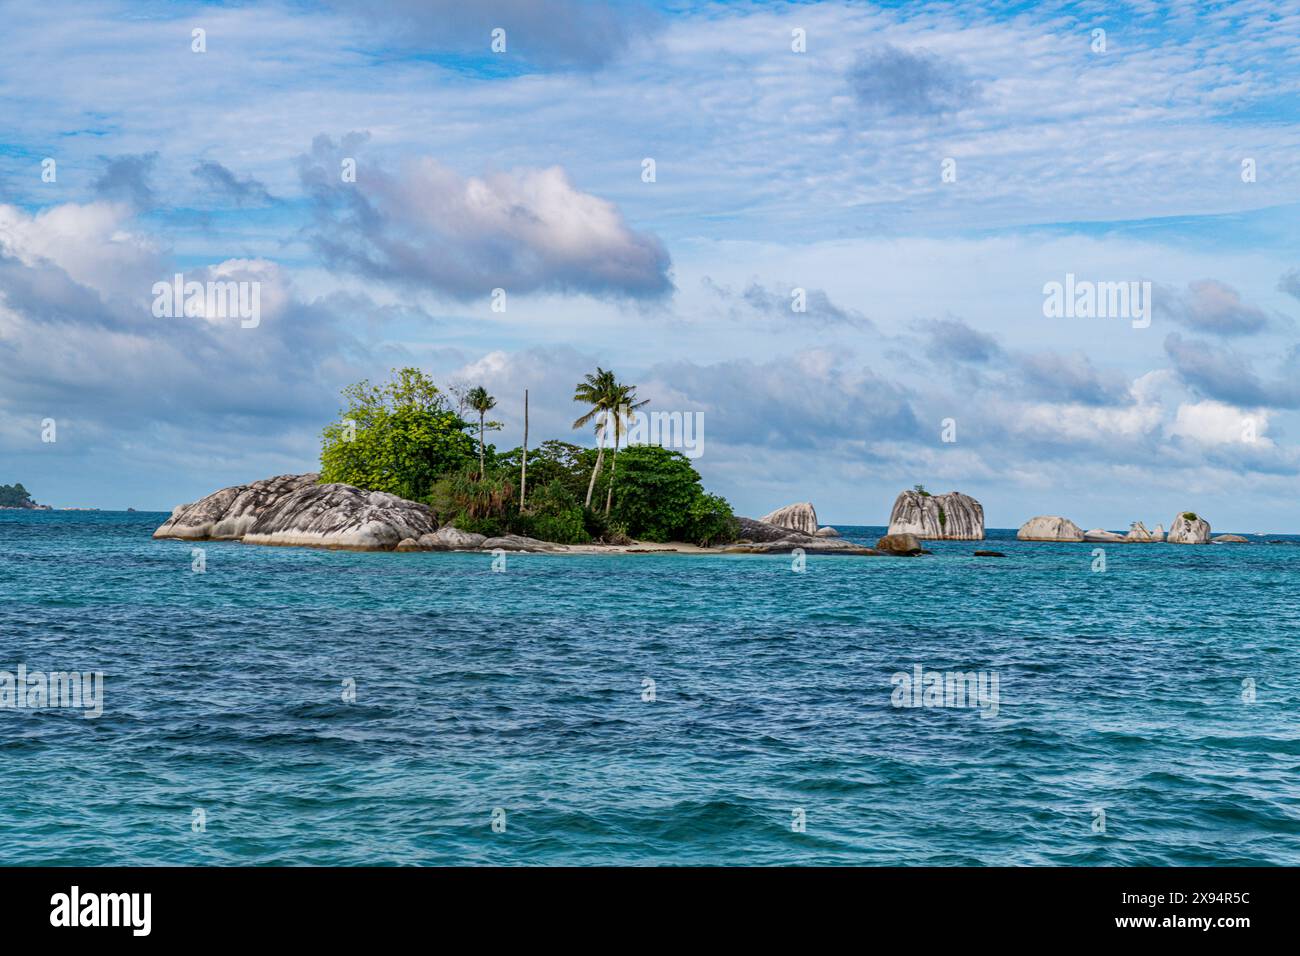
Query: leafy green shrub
520 481 589 544
320 368 475 501
593 445 736 543
1183 512 1199 521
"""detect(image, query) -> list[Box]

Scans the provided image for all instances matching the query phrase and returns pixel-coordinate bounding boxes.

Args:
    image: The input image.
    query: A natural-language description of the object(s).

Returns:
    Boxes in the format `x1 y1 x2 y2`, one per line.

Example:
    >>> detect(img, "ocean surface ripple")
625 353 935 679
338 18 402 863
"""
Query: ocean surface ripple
2 511 1298 866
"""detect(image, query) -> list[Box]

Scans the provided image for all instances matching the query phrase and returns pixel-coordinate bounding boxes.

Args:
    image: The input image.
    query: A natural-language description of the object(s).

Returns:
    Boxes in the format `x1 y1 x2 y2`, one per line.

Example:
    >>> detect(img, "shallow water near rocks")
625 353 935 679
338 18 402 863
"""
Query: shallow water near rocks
2 510 1298 865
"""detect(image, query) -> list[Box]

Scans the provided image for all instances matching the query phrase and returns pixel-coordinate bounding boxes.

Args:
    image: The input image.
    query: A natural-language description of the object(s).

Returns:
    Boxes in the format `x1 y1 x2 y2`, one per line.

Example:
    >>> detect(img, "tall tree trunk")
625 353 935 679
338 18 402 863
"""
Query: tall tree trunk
478 411 486 479
584 427 606 508
604 442 618 514
520 389 528 512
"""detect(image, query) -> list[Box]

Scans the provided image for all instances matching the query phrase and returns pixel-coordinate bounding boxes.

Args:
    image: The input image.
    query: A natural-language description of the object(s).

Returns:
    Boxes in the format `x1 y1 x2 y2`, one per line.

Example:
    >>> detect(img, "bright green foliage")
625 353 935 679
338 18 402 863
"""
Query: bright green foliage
497 440 589 503
520 481 589 544
320 368 475 501
592 445 737 544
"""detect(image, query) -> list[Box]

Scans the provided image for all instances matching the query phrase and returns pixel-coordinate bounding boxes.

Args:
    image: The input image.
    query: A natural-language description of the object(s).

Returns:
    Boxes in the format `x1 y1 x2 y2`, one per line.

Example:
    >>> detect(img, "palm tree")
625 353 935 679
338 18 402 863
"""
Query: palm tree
572 368 618 508
467 386 496 479
603 384 649 515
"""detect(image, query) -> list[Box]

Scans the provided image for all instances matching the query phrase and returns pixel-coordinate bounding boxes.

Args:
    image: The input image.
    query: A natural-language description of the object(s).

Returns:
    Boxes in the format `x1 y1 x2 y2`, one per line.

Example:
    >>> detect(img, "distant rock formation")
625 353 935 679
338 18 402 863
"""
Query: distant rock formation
815 526 840 537
973 550 1006 557
1167 512 1211 545
875 533 928 556
153 474 438 550
887 490 984 540
759 502 819 536
1017 516 1084 542
1211 534 1248 544
721 537 877 555
1125 521 1164 543
731 514 875 554
1083 528 1125 542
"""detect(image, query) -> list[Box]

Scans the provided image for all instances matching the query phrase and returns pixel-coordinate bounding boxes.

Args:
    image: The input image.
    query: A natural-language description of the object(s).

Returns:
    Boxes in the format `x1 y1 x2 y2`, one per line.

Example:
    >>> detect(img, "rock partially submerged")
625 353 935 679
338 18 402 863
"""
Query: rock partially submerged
1125 521 1164 543
1167 512 1211 545
152 473 320 540
973 550 1006 557
815 526 840 537
1017 516 1084 542
759 502 819 536
887 490 984 540
875 533 928 556
154 474 440 550
720 537 877 555
1211 534 1248 544
1083 528 1125 542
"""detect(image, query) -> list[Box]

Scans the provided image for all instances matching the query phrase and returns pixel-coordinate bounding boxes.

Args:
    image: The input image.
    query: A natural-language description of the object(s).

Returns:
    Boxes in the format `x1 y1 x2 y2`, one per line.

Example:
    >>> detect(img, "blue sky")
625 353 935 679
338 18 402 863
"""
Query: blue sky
1 0 1299 530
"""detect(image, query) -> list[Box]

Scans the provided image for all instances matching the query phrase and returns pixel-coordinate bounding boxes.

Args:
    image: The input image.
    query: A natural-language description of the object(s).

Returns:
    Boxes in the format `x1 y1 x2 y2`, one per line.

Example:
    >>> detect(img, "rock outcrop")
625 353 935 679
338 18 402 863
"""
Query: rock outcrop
875 533 927 556
735 516 801 543
759 502 819 536
1125 521 1164 543
1211 534 1248 544
1167 512 1211 545
152 473 319 540
887 490 984 540
1083 528 1125 542
421 527 487 550
815 527 840 537
720 537 877 555
154 474 439 550
1017 516 1084 542
481 534 565 552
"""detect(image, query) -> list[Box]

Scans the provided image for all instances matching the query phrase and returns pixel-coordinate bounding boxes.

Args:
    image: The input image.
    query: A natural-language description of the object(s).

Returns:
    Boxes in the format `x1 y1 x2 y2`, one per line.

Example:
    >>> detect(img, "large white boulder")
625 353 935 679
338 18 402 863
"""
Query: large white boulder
1017 516 1085 542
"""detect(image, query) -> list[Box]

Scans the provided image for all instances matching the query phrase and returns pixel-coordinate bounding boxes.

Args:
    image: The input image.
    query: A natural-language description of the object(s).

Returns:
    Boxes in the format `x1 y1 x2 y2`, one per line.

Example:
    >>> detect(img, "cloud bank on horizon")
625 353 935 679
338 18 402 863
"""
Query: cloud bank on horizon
0 0 1298 530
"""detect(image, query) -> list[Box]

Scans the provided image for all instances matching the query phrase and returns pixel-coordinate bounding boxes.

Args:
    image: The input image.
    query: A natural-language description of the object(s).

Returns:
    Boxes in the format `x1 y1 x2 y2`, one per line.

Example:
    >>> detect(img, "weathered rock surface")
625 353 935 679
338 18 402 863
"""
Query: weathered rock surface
1167 512 1211 545
815 526 840 537
1125 521 1164 542
720 537 878 555
153 473 319 540
1211 534 1248 543
429 526 487 550
735 516 801 543
1017 516 1084 542
481 534 564 552
887 490 984 540
759 502 819 536
154 474 440 550
875 533 928 556
1083 528 1125 542
394 538 422 552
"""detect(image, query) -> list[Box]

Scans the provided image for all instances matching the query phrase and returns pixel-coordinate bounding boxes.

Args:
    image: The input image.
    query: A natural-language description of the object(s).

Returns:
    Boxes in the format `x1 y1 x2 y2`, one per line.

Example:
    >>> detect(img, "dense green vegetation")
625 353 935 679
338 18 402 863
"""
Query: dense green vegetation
319 369 476 501
0 483 36 508
319 368 737 546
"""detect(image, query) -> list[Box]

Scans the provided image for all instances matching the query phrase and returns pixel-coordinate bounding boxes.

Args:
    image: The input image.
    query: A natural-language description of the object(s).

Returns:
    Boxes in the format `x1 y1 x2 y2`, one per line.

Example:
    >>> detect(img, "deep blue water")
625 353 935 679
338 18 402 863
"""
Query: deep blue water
1 510 1298 866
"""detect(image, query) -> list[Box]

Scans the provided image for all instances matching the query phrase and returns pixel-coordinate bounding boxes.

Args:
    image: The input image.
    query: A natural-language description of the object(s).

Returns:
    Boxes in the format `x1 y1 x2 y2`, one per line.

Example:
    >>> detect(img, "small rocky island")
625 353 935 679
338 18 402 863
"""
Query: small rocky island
155 479 878 555
886 488 985 540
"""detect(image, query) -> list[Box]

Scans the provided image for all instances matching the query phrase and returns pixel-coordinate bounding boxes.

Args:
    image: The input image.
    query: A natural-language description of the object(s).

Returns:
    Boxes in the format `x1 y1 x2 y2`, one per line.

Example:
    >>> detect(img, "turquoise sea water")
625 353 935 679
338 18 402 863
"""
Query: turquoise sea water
1 510 1298 866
